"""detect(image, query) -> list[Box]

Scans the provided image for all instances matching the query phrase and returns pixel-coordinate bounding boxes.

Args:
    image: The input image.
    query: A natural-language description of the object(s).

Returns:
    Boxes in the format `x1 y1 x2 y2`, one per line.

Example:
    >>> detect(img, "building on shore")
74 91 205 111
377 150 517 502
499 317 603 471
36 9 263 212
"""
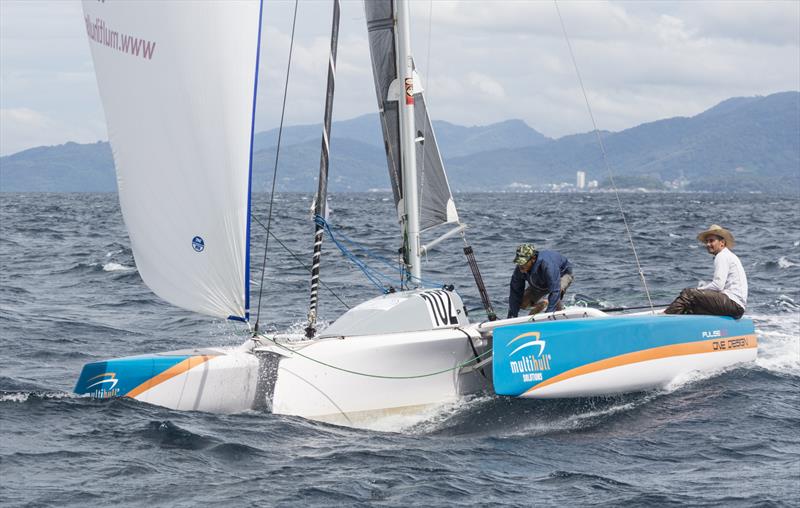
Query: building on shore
576 171 586 190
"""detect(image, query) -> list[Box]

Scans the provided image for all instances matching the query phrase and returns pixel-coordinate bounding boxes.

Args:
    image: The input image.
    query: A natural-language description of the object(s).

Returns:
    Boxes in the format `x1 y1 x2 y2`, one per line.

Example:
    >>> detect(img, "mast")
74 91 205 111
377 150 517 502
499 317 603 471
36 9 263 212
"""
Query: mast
306 0 341 338
396 0 421 283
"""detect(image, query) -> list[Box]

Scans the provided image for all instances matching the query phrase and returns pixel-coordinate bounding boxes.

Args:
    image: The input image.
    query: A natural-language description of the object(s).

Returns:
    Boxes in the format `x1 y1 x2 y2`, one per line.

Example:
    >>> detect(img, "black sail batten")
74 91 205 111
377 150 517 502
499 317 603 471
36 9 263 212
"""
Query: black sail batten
306 0 340 338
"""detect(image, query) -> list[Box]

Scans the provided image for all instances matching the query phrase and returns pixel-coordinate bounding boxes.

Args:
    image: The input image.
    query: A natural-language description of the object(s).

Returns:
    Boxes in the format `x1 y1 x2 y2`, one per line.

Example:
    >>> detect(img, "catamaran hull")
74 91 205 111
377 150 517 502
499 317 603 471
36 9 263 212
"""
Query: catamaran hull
74 312 757 425
491 314 757 399
259 328 490 426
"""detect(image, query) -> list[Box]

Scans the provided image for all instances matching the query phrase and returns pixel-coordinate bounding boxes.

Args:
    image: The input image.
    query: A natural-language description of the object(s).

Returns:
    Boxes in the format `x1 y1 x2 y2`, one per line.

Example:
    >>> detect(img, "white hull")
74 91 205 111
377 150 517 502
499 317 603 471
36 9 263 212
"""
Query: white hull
257 328 490 426
94 328 490 426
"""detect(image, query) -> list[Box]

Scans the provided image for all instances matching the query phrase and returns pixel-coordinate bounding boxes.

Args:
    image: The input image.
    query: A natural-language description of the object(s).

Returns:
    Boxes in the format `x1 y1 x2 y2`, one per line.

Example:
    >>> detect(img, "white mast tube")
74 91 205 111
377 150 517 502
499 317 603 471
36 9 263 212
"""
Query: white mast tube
396 0 421 283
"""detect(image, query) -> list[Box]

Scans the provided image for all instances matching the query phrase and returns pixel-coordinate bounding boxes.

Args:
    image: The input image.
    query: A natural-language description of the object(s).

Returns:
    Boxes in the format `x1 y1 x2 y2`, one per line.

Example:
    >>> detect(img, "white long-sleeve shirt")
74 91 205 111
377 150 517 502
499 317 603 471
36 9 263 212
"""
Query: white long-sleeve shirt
699 247 748 309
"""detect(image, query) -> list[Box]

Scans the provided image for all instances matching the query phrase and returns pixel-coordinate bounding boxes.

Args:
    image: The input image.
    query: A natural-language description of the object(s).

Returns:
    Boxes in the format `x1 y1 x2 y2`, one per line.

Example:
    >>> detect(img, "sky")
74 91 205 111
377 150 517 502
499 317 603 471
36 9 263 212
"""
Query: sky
1 0 798 156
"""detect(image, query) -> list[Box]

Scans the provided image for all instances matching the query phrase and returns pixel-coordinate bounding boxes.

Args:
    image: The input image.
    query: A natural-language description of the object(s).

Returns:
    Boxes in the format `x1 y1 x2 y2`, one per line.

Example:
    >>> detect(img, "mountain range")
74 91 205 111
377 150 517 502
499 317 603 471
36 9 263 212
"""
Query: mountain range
1 91 798 193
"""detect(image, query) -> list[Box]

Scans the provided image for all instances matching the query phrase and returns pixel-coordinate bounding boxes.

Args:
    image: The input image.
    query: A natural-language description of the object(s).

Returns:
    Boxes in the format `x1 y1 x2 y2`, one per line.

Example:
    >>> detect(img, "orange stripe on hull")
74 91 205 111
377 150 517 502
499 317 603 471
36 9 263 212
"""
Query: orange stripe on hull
524 334 757 396
125 355 216 399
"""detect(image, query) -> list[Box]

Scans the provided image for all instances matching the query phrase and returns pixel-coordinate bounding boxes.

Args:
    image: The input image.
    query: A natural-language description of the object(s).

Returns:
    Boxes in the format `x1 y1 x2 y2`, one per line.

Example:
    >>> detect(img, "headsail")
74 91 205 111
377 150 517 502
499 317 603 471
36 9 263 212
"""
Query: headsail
82 1 262 320
365 0 459 232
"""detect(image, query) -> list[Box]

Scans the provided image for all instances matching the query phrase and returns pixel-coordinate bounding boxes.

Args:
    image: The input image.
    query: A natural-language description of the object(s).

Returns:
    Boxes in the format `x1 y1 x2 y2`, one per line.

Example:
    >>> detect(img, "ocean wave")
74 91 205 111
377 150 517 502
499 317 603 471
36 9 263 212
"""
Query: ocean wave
0 285 31 296
404 393 648 438
139 420 217 450
539 470 633 487
777 256 799 269
206 441 266 462
0 390 77 403
775 294 799 311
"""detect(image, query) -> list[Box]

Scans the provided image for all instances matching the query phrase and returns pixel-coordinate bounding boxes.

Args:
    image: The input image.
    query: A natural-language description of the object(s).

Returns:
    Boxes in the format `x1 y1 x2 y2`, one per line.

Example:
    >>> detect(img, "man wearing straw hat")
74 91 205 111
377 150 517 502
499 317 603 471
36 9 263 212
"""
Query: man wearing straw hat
507 243 573 318
664 224 747 318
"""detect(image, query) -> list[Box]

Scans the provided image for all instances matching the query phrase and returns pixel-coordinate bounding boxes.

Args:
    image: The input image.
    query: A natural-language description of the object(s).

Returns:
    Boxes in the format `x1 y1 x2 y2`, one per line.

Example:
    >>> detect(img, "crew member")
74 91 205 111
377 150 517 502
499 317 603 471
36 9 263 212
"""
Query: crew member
507 243 573 318
664 224 747 318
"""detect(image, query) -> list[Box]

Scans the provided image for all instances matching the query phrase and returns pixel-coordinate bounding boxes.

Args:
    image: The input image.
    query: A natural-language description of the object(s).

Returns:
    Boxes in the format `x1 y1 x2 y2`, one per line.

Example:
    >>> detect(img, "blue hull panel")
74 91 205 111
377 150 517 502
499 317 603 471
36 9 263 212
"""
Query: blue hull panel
492 314 756 397
75 355 192 398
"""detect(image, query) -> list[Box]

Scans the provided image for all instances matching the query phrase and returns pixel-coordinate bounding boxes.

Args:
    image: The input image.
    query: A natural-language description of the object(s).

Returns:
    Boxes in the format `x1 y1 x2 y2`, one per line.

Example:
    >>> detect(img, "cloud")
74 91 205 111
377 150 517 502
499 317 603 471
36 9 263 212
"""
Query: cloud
2 108 54 154
1 106 108 156
0 0 798 153
467 72 506 99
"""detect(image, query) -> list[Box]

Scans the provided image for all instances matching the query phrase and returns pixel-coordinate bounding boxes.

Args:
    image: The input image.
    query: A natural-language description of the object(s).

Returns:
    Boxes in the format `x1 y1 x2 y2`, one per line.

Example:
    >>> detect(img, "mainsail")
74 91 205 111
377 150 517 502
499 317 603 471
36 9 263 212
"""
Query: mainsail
82 1 262 320
365 0 459 232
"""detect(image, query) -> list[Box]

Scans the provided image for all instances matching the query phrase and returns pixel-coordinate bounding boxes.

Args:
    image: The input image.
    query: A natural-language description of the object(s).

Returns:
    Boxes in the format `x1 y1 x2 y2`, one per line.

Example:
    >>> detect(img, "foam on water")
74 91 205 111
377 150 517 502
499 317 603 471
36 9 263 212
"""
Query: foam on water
751 313 800 377
663 364 735 393
662 312 800 389
362 397 472 434
777 256 798 269
0 391 78 403
507 399 642 438
102 262 135 272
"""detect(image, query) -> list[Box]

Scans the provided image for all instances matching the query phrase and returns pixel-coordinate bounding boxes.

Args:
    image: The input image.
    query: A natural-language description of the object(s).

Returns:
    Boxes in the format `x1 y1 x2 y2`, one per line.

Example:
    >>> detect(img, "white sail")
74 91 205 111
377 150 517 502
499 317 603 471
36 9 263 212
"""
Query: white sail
82 1 262 320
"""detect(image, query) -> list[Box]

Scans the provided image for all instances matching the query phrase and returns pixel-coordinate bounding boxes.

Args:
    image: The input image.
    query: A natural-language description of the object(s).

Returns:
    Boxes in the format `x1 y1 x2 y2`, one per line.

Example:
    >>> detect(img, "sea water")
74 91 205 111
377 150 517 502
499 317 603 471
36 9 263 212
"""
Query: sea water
1 192 798 506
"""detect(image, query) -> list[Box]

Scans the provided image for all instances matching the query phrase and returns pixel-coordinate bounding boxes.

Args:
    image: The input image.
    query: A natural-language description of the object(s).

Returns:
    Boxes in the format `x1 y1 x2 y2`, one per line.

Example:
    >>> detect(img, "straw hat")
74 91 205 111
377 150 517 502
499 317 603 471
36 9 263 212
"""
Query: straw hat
697 224 735 247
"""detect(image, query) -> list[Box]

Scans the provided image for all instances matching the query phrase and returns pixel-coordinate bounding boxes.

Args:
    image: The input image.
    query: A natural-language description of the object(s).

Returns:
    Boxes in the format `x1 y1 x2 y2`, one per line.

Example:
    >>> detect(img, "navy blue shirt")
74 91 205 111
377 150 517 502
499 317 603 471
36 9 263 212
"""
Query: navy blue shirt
507 250 572 318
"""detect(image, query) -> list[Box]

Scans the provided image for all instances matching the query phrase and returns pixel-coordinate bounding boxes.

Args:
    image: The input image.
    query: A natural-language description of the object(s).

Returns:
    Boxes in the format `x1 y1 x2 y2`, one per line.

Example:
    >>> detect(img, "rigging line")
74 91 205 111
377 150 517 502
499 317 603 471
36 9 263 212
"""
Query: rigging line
254 0 301 334
258 334 492 379
250 213 350 311
316 216 418 292
317 216 445 288
553 0 655 311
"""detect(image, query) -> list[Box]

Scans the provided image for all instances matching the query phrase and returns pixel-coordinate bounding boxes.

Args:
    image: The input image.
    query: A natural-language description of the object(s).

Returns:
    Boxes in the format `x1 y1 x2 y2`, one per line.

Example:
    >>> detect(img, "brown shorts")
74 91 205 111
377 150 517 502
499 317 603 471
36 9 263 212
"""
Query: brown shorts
521 273 574 314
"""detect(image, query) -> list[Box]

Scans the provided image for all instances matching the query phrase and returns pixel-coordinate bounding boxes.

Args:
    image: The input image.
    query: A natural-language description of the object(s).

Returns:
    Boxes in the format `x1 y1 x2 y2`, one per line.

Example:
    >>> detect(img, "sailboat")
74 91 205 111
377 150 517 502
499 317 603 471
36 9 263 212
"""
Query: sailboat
75 0 757 427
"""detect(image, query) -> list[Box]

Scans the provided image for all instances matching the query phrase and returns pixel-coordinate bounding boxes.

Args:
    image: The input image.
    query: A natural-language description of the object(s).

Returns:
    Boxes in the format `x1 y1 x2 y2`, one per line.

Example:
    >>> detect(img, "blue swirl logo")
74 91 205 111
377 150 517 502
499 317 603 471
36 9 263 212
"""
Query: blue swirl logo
192 236 205 252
